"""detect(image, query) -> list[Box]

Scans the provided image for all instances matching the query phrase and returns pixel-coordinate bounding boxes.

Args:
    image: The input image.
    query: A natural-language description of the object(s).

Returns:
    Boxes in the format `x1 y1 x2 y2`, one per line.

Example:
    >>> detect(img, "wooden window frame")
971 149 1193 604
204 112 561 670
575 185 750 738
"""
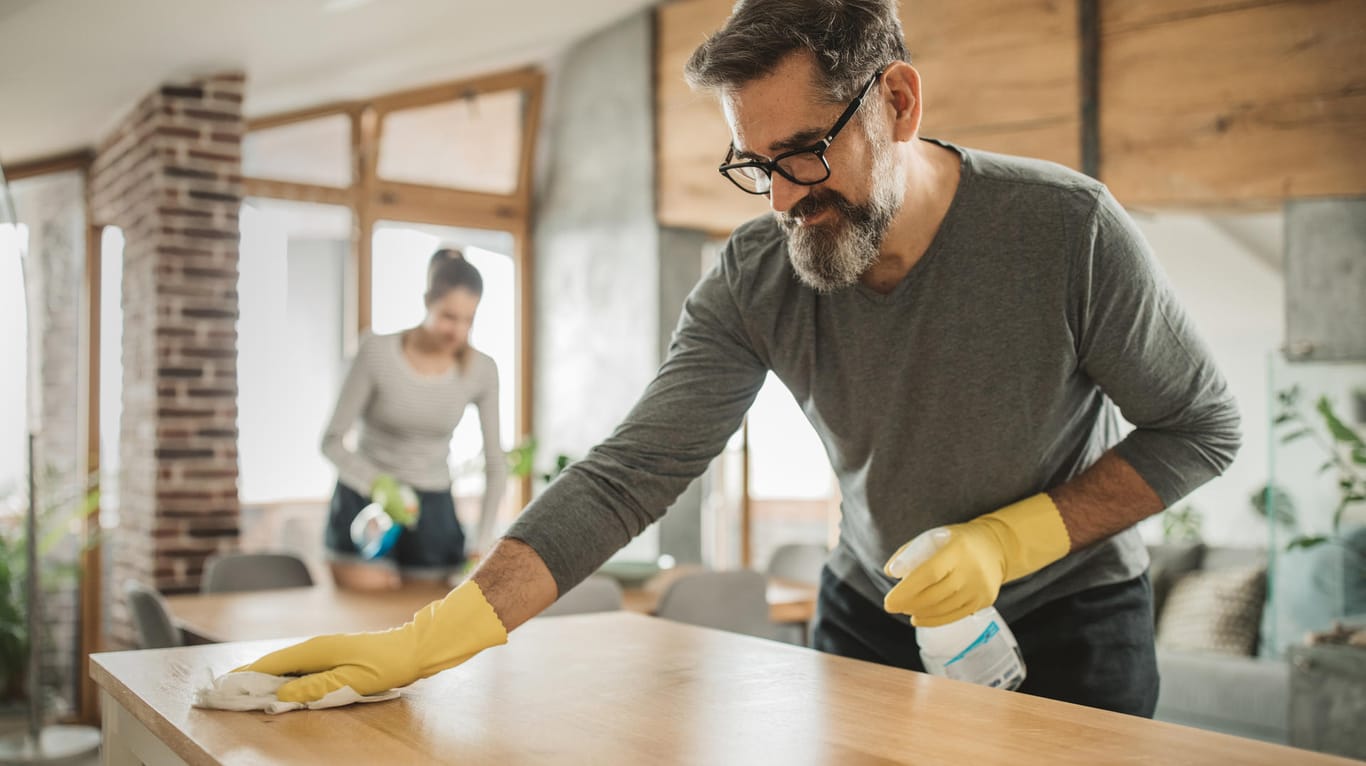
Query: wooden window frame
242 65 544 510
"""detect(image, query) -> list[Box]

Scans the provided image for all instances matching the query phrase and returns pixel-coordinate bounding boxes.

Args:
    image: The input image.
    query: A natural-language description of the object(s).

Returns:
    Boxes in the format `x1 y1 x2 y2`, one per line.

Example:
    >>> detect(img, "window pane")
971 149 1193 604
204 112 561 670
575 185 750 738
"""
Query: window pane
0 223 28 511
237 199 351 503
747 373 837 569
371 222 518 532
99 226 124 527
377 90 523 194
243 114 352 187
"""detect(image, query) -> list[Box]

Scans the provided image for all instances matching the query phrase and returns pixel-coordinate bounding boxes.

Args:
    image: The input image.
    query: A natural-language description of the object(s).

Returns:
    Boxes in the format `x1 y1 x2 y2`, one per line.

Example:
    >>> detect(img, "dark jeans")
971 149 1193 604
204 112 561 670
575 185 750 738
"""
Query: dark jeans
811 566 1160 717
325 481 466 574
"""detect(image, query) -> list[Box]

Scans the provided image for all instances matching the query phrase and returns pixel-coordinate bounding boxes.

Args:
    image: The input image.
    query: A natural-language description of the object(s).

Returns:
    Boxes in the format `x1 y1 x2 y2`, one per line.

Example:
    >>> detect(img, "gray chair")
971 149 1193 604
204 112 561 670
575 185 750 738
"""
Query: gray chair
125 581 183 649
764 543 828 646
654 570 781 641
201 552 314 594
541 575 624 617
766 542 828 586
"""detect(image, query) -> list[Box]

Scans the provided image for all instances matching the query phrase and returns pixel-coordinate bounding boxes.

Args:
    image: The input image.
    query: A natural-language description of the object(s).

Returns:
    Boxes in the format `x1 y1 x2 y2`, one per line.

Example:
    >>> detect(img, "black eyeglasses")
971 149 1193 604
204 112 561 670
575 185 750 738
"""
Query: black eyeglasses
718 68 885 196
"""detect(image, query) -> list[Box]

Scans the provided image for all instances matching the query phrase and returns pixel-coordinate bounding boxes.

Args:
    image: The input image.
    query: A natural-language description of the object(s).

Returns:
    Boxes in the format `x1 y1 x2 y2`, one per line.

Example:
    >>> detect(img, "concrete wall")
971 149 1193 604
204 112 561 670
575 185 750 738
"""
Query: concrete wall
1285 199 1366 362
535 10 713 563
656 226 710 564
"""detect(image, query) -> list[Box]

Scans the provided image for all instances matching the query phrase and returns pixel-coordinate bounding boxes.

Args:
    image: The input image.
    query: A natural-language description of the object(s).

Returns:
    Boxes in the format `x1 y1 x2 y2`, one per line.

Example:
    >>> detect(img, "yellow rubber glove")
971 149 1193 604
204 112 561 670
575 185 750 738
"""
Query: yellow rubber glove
370 474 418 527
235 580 507 703
883 494 1071 628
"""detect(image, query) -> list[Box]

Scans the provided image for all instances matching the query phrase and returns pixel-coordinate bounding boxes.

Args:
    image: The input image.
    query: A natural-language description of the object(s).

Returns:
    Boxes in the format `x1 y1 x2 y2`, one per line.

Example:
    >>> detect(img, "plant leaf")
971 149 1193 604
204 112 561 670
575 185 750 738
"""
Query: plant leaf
1280 428 1313 445
1332 495 1357 533
1286 535 1330 551
1317 396 1366 448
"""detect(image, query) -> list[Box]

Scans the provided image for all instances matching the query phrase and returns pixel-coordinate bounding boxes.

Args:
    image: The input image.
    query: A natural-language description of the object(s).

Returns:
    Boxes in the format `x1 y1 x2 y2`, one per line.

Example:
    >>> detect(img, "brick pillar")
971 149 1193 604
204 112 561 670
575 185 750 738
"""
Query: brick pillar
89 73 245 646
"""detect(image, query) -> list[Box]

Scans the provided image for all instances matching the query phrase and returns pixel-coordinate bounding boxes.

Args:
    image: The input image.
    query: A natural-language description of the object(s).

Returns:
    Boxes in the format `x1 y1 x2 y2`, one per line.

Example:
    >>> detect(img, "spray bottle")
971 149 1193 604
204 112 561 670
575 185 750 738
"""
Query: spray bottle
885 528 1027 690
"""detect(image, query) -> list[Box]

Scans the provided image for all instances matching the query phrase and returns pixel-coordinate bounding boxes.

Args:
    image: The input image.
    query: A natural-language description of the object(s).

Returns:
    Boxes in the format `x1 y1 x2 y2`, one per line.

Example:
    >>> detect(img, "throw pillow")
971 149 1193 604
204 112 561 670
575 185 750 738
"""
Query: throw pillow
1157 565 1267 656
1147 542 1205 621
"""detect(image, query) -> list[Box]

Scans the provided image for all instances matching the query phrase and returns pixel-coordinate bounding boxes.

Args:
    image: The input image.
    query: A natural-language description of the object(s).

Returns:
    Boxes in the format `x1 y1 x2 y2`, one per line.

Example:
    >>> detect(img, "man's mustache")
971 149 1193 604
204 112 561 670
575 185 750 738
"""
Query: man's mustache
783 189 856 226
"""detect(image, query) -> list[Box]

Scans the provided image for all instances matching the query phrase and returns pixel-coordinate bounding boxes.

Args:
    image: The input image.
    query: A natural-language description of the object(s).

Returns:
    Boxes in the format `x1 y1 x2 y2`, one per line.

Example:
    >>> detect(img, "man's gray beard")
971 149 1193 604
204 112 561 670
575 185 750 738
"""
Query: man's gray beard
779 141 903 293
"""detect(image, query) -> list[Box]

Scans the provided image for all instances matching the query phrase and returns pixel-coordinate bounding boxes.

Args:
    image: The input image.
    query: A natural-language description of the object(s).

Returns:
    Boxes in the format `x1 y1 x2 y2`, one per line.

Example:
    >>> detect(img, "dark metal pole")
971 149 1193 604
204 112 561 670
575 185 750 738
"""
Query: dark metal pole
25 435 42 754
1079 0 1101 179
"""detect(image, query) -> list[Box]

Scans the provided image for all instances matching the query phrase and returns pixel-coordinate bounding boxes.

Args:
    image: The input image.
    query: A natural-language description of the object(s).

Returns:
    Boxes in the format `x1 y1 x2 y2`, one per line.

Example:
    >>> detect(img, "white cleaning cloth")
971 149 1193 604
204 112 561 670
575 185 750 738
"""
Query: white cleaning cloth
192 670 400 715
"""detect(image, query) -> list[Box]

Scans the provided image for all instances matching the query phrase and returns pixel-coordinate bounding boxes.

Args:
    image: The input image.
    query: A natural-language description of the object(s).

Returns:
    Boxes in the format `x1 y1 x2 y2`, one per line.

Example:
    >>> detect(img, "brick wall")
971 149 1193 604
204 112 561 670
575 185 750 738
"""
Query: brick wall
89 72 245 646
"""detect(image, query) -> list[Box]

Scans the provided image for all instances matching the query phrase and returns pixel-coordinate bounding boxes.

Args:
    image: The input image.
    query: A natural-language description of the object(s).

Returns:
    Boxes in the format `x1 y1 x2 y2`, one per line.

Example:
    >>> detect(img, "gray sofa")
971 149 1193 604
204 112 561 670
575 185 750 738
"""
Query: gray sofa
1149 544 1289 744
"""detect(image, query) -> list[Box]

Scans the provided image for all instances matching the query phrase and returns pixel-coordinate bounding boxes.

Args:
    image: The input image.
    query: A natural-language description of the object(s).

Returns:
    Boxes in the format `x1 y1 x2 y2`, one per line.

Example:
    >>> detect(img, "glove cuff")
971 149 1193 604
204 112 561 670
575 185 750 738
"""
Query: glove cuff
411 580 509 678
982 493 1071 582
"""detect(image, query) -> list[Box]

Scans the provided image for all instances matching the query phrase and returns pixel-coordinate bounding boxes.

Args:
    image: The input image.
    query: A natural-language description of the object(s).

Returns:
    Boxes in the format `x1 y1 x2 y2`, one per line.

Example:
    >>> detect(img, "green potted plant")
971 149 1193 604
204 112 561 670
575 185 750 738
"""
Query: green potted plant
0 475 99 708
1272 386 1366 550
506 436 576 487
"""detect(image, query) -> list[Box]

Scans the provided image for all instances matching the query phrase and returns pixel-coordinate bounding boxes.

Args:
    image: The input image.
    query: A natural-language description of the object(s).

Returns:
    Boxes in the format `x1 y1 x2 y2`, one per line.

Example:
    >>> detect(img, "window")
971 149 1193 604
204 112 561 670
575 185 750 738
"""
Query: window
0 223 28 512
370 222 518 531
378 91 523 194
98 226 124 526
242 114 352 188
236 199 351 503
746 374 839 569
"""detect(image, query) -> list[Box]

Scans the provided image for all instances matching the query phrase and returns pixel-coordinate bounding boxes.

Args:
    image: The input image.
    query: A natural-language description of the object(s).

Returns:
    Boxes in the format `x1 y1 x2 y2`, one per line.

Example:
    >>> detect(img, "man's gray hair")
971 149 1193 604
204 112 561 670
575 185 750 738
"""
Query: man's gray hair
684 0 910 104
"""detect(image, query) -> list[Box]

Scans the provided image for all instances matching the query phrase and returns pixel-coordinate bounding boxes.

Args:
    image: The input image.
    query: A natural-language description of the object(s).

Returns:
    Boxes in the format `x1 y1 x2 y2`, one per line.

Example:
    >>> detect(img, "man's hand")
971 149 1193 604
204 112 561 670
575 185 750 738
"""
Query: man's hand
234 580 507 703
883 494 1071 627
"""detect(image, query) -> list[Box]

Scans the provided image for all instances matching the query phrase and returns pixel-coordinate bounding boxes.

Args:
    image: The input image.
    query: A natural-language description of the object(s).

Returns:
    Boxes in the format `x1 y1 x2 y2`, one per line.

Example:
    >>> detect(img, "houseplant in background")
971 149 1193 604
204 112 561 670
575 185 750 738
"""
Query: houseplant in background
0 476 98 707
506 436 576 488
1161 503 1204 544
1272 385 1366 550
1261 385 1366 660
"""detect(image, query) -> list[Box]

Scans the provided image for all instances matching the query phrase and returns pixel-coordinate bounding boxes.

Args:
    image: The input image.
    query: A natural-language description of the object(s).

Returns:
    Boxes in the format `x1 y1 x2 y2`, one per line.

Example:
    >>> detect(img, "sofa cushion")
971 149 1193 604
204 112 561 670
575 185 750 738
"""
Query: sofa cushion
1157 565 1267 656
1147 543 1205 619
1202 546 1268 572
1154 649 1290 744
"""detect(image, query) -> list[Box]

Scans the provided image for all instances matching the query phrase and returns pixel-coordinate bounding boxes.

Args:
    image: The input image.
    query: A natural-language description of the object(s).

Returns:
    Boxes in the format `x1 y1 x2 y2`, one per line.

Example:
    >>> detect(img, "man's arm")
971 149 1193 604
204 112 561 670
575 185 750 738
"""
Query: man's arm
469 537 558 631
234 232 770 702
885 184 1241 627
503 234 769 598
1049 450 1163 550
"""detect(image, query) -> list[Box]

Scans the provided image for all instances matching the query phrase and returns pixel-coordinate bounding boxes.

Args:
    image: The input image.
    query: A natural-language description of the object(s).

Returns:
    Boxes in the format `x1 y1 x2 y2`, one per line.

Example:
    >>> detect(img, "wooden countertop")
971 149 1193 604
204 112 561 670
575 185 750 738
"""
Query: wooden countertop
164 574 816 644
90 612 1351 766
164 583 452 643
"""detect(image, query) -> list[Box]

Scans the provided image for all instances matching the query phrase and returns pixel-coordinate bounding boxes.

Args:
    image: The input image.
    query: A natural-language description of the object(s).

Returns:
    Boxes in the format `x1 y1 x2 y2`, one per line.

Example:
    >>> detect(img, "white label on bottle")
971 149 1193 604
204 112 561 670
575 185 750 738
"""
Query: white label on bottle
941 622 1025 690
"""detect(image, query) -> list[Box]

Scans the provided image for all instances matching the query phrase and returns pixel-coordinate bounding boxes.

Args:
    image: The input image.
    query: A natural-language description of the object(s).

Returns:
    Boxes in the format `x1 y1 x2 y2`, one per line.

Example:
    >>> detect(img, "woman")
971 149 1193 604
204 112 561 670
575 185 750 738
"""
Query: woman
321 248 506 586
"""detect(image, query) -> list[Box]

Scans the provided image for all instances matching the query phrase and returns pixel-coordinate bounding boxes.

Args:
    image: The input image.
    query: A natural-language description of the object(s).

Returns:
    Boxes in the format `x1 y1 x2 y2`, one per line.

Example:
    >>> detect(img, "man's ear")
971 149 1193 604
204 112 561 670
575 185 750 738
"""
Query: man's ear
882 61 922 143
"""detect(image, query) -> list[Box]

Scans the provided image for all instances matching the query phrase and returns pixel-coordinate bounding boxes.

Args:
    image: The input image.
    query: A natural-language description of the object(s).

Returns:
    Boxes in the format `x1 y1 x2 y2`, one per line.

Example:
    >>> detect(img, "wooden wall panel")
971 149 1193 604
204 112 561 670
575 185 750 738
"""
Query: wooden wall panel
656 0 1366 228
656 0 768 235
656 0 1081 233
1100 0 1366 208
905 0 1081 169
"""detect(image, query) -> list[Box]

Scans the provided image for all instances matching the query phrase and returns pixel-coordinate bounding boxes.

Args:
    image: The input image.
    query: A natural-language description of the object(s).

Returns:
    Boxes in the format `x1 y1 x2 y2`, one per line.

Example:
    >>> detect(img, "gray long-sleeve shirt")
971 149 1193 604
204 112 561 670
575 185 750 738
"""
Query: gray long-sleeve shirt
508 139 1241 620
321 332 507 549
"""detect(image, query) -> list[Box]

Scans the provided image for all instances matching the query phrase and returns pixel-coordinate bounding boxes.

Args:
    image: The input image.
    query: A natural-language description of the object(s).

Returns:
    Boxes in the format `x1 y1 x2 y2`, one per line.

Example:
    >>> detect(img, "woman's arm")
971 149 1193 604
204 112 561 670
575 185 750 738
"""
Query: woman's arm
321 336 385 492
473 357 507 553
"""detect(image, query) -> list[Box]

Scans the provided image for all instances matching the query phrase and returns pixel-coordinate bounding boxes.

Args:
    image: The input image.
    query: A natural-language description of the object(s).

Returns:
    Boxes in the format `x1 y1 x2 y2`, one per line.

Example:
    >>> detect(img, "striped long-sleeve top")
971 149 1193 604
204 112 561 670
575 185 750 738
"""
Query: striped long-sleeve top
321 331 507 549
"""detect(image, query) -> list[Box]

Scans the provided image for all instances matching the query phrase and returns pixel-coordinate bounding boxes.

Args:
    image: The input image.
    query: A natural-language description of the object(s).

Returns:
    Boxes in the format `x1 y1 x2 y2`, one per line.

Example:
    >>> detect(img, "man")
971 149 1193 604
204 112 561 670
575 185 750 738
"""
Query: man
240 0 1239 717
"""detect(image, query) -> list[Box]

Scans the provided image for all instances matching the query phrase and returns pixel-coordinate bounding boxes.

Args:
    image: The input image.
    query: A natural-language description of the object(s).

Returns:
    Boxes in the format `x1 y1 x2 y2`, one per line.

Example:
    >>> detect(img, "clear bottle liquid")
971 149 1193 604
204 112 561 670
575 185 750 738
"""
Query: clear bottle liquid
885 528 1028 690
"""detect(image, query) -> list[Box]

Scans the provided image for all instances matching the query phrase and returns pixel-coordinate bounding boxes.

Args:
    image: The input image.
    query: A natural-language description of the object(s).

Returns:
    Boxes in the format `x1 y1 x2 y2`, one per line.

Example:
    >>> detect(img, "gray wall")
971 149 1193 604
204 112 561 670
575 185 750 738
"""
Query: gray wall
1284 198 1366 362
533 10 709 564
656 226 710 564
